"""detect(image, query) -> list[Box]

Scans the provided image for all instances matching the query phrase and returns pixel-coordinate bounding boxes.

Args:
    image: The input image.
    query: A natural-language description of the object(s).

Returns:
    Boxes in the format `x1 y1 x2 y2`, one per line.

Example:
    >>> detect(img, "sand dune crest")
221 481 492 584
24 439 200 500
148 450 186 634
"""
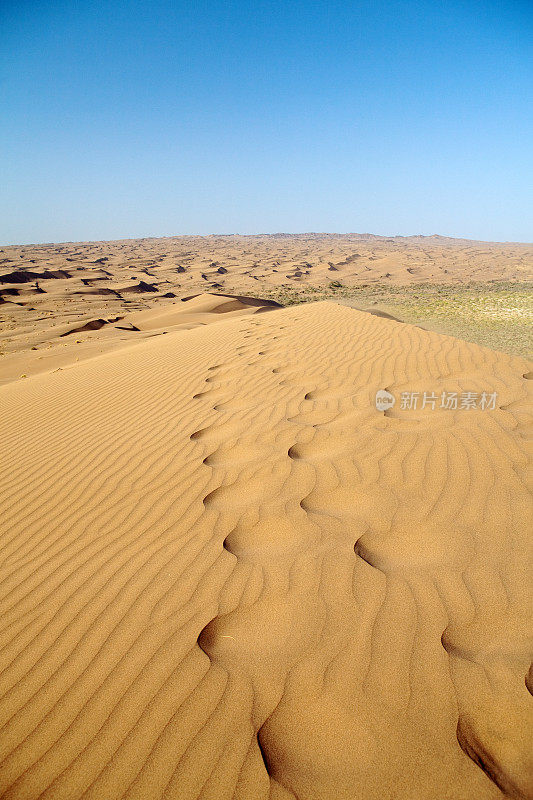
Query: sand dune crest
0 302 531 799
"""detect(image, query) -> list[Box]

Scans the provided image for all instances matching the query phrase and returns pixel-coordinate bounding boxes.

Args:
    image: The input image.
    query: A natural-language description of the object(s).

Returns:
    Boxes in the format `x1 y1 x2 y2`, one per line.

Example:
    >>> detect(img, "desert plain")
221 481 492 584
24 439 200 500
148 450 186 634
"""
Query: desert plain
0 233 532 800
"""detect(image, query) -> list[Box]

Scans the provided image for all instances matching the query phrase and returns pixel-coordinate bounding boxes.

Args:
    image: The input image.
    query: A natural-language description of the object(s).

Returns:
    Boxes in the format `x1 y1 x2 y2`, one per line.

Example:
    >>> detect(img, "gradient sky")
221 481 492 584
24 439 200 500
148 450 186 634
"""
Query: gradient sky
1 0 532 244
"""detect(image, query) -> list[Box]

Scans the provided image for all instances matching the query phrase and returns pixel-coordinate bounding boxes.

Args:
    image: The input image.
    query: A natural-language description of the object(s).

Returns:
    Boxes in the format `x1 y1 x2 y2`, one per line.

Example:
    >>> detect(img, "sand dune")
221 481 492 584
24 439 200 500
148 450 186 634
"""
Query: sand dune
0 301 531 799
1 233 531 384
1 234 532 297
0 293 281 385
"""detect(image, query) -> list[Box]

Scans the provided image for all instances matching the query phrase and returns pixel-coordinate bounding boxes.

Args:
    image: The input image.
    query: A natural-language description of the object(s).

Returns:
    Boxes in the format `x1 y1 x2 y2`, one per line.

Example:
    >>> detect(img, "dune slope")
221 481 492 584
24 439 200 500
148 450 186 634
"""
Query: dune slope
0 292 282 385
0 302 531 800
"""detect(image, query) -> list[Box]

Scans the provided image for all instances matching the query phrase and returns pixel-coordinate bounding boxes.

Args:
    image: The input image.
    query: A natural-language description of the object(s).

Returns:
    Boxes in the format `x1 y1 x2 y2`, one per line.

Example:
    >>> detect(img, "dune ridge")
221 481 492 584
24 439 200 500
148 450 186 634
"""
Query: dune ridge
0 302 531 799
1 234 531 383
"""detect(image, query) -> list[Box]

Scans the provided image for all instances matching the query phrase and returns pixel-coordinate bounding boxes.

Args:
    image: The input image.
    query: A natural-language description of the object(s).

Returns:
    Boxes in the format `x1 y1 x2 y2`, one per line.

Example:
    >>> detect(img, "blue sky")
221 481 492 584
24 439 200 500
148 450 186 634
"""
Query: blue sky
1 0 532 244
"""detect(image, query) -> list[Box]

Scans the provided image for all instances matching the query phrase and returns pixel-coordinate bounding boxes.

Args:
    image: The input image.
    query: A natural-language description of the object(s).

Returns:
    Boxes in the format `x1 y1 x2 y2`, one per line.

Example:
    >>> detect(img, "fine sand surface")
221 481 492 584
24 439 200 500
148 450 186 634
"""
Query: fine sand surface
0 293 282 385
0 299 532 800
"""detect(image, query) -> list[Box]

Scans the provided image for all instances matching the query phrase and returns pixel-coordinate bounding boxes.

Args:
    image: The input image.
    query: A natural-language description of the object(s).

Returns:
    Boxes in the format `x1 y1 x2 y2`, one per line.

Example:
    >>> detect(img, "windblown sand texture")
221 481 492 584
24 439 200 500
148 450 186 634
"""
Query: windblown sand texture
0 297 532 799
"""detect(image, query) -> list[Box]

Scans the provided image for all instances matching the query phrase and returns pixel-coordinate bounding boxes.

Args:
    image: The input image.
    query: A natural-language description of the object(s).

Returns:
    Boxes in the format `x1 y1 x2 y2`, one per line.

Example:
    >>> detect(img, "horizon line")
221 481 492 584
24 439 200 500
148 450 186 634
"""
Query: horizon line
2 231 533 249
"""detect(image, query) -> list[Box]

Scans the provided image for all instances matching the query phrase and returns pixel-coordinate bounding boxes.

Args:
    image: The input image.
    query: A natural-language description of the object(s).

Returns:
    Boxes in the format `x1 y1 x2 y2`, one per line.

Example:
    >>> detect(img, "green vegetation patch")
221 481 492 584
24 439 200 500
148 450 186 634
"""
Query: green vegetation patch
229 281 533 359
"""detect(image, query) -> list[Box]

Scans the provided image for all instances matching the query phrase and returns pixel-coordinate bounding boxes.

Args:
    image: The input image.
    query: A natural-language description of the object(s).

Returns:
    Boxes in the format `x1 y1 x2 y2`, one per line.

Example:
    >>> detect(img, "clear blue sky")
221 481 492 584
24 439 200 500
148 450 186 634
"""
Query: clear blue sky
1 0 532 244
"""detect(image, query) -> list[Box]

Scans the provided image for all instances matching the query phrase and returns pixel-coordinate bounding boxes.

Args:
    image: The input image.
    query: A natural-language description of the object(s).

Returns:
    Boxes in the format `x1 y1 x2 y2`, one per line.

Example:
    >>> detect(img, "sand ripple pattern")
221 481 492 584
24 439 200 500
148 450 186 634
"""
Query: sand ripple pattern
0 303 531 800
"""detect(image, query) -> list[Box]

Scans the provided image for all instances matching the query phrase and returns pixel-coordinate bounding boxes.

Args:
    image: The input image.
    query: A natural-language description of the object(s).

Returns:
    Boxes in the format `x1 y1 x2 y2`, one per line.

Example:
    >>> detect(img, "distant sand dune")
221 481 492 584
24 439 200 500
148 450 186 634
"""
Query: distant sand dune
0 302 531 799
1 233 531 382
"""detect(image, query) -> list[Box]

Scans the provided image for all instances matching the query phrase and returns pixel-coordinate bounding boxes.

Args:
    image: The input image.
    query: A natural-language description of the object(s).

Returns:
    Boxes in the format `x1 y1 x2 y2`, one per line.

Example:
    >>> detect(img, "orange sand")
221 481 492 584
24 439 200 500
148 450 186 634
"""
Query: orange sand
0 295 531 799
